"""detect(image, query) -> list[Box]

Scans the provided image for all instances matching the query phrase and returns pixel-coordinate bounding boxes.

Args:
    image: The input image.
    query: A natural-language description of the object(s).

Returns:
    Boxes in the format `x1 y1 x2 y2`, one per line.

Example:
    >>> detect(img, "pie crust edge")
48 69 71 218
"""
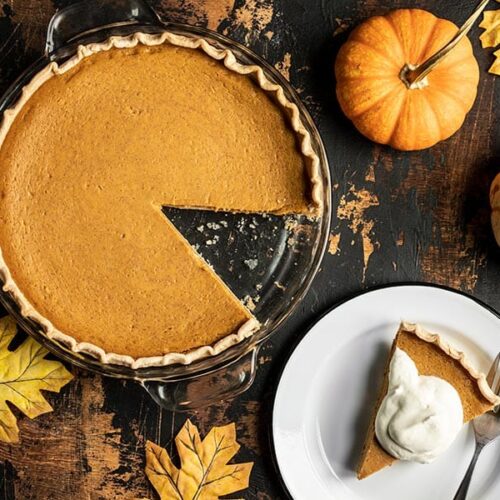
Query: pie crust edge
357 321 499 479
0 31 323 369
401 321 500 405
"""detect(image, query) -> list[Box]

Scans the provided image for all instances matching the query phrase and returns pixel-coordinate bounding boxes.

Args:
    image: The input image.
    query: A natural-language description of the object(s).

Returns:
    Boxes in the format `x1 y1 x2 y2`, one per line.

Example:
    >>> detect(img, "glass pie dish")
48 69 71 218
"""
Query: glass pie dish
0 0 331 410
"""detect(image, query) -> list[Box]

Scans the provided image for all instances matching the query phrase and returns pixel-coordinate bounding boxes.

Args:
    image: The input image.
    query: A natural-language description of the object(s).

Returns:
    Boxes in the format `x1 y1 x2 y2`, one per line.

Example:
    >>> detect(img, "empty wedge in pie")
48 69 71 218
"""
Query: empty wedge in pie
0 32 323 368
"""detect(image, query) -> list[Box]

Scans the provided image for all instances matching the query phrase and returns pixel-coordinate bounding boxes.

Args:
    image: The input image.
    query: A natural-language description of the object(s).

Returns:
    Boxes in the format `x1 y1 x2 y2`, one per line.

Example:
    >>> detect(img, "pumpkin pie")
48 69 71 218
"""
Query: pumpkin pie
0 32 322 368
357 322 500 479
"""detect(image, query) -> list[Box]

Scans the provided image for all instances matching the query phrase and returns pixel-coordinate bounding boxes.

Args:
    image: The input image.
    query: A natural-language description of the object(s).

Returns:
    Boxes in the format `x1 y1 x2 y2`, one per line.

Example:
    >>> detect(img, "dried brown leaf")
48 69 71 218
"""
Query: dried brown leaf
146 419 253 499
489 48 500 75
0 316 73 442
480 10 500 48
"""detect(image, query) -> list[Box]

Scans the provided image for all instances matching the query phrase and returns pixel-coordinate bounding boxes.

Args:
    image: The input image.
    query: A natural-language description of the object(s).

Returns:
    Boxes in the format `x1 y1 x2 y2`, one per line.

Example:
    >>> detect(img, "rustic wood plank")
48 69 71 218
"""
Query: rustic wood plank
0 0 498 498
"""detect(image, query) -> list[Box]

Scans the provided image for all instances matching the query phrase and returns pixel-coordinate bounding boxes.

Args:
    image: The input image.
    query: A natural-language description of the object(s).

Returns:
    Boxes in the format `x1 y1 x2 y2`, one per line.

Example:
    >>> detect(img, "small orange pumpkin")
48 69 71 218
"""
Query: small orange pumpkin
335 9 479 151
490 173 500 246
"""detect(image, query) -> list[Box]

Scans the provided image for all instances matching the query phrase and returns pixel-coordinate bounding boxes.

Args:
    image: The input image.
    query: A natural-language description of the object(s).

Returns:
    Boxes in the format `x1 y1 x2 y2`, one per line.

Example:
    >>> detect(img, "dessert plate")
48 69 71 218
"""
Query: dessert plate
273 284 500 500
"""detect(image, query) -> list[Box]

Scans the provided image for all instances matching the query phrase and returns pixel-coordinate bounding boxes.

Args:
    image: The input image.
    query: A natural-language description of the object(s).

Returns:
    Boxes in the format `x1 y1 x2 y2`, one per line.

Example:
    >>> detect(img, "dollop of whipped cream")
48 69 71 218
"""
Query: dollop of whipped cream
375 347 463 463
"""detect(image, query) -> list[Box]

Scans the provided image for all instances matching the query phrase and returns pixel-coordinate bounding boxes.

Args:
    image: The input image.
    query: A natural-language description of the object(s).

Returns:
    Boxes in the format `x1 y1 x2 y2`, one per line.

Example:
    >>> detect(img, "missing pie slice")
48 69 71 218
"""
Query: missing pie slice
357 322 500 479
0 32 323 368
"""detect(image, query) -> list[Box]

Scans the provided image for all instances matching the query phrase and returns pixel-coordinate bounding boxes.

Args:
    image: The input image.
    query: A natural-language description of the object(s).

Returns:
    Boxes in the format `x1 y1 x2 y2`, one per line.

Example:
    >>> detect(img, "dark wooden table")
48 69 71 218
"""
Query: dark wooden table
0 0 499 498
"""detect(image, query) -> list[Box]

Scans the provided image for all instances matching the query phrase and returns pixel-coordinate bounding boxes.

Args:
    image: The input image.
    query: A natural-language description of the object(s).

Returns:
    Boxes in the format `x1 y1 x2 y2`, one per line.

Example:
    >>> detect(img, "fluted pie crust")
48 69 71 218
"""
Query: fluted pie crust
0 32 322 368
357 322 500 479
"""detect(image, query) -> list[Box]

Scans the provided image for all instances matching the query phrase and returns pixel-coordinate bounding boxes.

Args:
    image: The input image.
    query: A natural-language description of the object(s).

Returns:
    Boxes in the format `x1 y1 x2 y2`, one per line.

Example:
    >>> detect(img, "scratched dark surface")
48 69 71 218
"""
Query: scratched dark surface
0 0 499 498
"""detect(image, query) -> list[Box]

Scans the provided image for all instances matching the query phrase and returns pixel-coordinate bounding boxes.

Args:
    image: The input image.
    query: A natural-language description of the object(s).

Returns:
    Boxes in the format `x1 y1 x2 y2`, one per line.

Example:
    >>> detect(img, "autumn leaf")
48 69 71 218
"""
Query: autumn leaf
0 315 73 443
480 10 500 48
479 3 500 76
490 48 500 75
146 419 253 500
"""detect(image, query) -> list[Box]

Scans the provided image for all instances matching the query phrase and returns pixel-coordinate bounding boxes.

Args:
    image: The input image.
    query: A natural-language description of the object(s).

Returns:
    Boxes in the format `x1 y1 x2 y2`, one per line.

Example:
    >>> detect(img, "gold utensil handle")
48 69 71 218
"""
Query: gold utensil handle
403 0 490 88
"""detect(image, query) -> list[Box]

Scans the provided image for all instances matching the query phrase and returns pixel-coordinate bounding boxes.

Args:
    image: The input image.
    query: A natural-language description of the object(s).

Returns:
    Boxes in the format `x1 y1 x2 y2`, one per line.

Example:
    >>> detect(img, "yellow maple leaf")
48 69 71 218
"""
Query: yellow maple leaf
490 48 500 75
0 315 73 443
146 419 253 500
480 10 500 48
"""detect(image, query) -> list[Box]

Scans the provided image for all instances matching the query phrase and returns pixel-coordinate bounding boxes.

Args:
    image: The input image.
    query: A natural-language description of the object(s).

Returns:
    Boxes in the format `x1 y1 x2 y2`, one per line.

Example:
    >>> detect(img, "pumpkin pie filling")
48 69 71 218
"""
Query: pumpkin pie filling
0 34 322 366
357 323 499 479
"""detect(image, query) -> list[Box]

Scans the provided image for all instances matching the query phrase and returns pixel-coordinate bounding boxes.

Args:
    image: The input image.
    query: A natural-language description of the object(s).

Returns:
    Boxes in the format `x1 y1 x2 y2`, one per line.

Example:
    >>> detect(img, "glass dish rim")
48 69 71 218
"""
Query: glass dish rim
0 20 332 382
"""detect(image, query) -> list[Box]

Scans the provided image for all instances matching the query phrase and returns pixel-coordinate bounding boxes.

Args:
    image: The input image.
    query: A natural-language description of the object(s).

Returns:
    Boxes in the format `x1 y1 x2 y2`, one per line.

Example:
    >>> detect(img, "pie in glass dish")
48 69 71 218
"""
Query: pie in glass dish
0 32 322 368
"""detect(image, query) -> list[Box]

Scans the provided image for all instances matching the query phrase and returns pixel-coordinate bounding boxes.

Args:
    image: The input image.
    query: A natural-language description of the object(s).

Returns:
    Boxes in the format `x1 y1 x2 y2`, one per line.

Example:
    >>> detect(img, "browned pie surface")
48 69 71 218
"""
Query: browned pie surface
357 327 494 479
0 43 313 358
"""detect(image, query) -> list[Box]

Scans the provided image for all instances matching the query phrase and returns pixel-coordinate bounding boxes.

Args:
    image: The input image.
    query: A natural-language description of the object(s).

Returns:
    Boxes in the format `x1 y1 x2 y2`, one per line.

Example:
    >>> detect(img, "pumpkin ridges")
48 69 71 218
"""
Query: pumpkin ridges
336 78 403 119
430 57 479 105
385 91 410 149
418 91 446 143
334 40 402 81
413 16 442 66
351 87 407 145
348 16 405 68
427 84 472 113
432 54 479 74
348 40 401 71
429 77 478 105
421 18 464 63
425 80 477 116
379 10 401 48
420 89 469 142
383 9 413 62
386 9 438 65
430 40 474 71
430 50 479 75
395 94 441 150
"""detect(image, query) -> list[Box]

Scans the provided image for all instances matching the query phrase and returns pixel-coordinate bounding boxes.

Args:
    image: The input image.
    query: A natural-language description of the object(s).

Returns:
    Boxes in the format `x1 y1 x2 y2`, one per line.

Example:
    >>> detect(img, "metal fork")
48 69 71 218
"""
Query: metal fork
453 353 500 500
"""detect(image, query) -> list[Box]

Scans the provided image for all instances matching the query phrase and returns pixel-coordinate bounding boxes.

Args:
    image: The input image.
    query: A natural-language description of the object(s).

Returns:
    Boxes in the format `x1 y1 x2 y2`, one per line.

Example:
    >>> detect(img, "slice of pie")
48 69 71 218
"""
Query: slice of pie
0 32 323 367
357 322 500 479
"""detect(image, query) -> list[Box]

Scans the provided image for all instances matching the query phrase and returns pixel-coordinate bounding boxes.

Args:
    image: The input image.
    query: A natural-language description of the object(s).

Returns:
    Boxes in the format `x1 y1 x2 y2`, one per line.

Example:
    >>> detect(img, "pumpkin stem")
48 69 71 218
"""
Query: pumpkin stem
400 64 429 90
400 0 490 89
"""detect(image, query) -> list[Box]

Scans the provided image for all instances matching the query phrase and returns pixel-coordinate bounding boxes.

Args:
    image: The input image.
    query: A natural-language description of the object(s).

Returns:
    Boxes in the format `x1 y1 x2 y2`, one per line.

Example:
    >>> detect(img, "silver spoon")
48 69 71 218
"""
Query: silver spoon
453 353 500 500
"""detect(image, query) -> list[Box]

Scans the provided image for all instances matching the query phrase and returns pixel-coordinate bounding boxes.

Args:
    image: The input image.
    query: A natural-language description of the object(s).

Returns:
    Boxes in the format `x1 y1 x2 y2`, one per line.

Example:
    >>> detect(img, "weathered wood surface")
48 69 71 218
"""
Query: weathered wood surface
0 0 499 498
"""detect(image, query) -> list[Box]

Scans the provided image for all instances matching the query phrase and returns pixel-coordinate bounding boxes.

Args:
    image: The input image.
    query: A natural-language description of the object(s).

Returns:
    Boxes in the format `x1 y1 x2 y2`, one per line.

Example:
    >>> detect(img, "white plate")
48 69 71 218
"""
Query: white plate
272 284 500 500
